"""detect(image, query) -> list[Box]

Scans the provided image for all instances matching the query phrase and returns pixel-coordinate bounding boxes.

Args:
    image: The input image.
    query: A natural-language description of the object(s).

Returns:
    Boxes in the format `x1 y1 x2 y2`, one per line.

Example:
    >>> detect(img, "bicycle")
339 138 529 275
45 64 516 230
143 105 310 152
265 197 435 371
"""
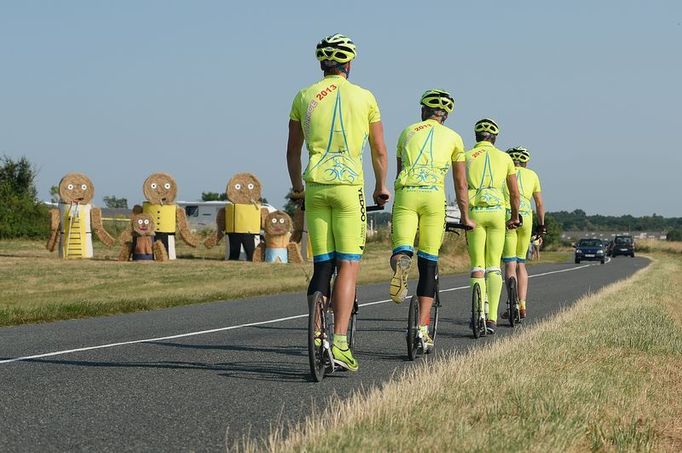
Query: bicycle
405 221 470 360
471 279 488 339
505 275 520 327
406 275 440 360
307 204 385 382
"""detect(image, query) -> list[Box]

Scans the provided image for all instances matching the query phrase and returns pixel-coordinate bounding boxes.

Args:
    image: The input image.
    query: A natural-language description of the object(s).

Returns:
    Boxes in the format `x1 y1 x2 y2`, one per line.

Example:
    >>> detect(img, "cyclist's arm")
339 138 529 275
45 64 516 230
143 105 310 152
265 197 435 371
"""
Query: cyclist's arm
533 191 545 226
369 121 390 203
506 173 520 222
452 162 471 225
286 119 305 193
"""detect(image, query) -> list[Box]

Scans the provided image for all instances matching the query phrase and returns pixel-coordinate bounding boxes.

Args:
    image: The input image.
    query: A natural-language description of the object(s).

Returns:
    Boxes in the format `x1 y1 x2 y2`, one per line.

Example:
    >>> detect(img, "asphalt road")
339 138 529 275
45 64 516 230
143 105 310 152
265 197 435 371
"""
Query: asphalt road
0 256 648 451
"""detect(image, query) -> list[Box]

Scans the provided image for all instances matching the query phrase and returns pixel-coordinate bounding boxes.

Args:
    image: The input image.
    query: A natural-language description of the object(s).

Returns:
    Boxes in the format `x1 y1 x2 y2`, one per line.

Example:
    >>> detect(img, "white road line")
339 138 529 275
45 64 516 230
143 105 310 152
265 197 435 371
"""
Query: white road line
0 261 603 365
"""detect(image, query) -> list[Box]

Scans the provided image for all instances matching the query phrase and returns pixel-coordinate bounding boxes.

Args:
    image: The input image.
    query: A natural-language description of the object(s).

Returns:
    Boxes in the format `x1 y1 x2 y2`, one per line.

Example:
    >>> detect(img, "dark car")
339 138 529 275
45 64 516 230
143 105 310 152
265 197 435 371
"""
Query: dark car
608 235 635 257
574 238 606 264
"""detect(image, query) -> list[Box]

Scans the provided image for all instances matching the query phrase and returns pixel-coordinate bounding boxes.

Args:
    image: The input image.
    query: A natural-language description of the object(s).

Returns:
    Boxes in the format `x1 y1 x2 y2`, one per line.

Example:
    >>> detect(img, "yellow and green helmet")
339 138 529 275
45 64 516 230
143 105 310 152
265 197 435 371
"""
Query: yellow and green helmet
316 34 357 64
507 146 530 162
474 118 500 135
420 89 455 113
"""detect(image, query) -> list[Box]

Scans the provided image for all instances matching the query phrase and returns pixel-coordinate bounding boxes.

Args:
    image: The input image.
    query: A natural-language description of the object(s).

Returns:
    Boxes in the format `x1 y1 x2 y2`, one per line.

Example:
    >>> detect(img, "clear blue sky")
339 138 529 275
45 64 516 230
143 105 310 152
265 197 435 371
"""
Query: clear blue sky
1 1 681 216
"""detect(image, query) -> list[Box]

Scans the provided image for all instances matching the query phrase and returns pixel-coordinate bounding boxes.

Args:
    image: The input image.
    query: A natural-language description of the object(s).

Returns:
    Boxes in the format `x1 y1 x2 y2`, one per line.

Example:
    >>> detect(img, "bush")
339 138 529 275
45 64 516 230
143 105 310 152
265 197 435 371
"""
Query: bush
666 229 682 242
0 156 50 239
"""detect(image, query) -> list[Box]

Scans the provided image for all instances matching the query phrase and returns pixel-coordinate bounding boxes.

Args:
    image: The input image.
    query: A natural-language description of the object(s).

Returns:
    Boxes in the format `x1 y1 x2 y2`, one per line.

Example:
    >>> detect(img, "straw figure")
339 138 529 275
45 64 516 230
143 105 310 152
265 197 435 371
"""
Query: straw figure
46 172 115 259
117 211 168 262
204 173 269 261
253 211 303 263
135 172 199 260
284 189 311 261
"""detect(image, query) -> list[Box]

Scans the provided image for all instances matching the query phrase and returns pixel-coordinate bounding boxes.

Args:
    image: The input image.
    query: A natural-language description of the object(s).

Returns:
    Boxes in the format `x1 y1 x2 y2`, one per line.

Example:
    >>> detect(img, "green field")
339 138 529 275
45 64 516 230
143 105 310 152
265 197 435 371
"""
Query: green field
0 234 569 326
245 243 682 452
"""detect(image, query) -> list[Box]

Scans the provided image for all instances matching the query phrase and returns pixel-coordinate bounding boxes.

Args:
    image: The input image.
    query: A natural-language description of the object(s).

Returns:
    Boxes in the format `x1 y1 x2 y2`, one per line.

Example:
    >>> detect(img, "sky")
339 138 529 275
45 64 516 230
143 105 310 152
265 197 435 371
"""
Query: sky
1 0 681 216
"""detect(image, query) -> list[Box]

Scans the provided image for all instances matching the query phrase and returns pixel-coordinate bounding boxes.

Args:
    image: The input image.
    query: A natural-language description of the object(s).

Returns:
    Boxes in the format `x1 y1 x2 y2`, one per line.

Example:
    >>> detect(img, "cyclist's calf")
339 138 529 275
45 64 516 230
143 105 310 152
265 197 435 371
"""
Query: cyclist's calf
417 256 438 297
307 260 335 297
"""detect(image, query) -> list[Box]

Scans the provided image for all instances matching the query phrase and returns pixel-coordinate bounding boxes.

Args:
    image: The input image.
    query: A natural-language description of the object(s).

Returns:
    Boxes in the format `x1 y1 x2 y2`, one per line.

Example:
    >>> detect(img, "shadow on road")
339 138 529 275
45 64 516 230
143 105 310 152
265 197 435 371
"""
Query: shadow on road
25 356 311 382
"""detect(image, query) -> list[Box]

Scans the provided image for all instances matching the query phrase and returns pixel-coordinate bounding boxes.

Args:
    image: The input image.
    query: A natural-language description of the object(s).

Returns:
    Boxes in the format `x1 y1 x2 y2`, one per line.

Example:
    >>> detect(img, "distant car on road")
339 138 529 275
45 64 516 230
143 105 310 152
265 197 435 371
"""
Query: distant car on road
608 235 635 257
574 238 606 264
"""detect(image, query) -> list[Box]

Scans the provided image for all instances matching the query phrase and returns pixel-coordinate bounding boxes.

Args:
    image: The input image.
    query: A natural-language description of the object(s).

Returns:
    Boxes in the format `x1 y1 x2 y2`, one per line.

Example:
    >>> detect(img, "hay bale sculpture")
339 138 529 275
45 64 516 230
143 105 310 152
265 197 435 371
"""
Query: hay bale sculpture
204 173 269 261
117 210 168 262
287 192 311 261
253 210 303 263
46 172 115 258
136 172 199 260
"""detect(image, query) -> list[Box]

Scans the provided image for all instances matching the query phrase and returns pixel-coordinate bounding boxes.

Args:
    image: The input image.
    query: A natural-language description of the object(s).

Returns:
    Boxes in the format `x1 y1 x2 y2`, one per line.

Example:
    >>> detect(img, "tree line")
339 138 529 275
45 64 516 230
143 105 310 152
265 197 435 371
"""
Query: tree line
549 209 682 232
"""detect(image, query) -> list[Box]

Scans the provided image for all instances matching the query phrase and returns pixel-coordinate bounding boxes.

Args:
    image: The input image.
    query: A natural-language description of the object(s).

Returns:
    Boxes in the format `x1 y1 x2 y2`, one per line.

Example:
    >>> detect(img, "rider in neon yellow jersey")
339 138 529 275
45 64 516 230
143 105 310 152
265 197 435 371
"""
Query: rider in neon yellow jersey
465 118 520 334
287 34 390 371
389 89 473 350
501 146 545 319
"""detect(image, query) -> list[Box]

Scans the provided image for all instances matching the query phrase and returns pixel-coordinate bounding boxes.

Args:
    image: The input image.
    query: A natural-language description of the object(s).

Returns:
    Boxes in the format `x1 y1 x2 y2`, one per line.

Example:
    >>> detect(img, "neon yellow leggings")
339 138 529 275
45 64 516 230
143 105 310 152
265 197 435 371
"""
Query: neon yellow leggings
391 188 445 260
503 211 533 263
467 208 506 272
305 183 367 262
466 207 506 322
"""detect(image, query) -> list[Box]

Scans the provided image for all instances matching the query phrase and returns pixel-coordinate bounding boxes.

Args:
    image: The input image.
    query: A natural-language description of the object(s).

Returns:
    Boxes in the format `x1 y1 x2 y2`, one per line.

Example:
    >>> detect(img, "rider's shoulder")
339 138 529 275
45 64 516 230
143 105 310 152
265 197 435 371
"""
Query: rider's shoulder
438 123 464 141
522 166 540 179
346 81 378 100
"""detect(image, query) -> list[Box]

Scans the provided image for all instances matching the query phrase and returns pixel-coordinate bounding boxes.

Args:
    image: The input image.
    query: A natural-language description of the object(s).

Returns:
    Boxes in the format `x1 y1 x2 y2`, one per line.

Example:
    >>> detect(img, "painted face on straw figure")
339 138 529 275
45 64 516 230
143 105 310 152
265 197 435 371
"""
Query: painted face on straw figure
265 211 292 237
46 172 115 259
227 173 261 205
139 172 198 260
143 173 177 205
204 172 270 261
59 173 95 205
132 213 156 237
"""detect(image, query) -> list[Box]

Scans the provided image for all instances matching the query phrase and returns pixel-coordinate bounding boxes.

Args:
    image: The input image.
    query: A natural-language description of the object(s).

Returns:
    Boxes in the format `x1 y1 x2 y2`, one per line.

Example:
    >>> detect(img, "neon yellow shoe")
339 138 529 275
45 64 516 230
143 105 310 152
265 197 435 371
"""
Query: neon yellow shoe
332 345 359 372
314 330 322 347
390 255 412 304
418 325 434 351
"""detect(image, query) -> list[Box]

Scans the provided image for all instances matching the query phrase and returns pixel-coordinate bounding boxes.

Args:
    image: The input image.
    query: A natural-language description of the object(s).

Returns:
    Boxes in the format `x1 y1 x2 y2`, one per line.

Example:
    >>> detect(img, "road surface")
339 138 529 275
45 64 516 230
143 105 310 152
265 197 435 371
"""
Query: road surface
0 256 648 451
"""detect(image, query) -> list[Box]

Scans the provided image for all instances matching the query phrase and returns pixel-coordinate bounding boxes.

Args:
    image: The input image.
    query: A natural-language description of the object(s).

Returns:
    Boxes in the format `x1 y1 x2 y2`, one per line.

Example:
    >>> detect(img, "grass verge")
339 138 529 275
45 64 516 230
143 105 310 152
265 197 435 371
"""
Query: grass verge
245 251 682 452
0 234 568 326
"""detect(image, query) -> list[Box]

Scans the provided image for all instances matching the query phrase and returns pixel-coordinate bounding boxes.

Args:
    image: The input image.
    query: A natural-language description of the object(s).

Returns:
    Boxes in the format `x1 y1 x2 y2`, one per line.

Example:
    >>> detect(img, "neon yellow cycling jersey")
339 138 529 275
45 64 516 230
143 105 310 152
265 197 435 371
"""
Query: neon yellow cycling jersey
290 75 380 186
394 119 465 190
504 166 541 214
465 141 515 209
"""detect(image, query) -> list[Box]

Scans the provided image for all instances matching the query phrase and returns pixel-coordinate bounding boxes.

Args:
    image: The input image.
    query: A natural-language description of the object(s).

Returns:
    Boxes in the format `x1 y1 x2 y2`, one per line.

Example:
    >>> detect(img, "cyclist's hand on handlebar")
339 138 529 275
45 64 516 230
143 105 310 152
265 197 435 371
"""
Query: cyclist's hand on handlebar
287 187 305 206
506 216 521 230
373 187 390 206
287 187 305 199
462 217 476 231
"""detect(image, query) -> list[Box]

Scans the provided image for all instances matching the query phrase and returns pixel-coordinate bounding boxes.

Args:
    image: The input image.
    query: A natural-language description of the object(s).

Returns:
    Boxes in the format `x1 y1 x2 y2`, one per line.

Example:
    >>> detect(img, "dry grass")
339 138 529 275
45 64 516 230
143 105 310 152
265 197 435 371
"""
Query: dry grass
243 253 682 452
636 239 682 255
0 233 568 326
